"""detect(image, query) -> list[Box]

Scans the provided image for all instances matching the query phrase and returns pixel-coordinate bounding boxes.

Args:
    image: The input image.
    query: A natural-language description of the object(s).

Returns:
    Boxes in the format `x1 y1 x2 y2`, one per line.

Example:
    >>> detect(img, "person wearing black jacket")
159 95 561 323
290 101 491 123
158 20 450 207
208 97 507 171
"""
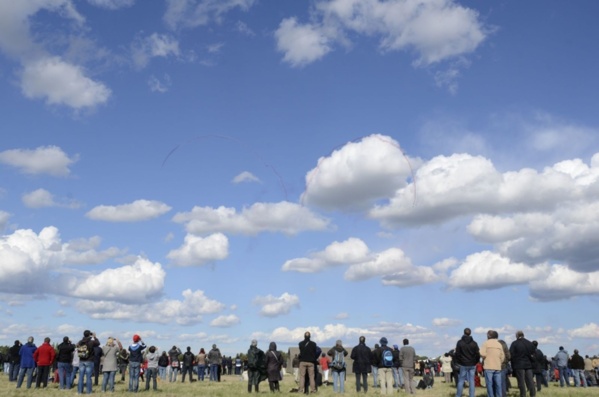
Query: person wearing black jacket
57 337 75 390
8 340 21 382
350 336 372 393
181 347 195 383
531 341 547 391
455 328 480 397
298 331 318 394
509 330 536 397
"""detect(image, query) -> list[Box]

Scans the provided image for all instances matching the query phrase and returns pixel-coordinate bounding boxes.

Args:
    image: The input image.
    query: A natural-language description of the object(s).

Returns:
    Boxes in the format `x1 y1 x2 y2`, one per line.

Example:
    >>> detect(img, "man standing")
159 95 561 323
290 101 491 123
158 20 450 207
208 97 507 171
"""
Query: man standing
77 330 100 395
497 335 511 397
128 334 147 392
207 344 222 381
509 330 536 397
480 330 504 397
399 339 416 394
455 328 480 397
298 331 318 394
33 337 56 388
531 341 547 391
16 337 37 389
553 346 569 387
570 349 587 387
350 336 372 393
181 346 195 383
8 340 21 382
247 339 265 393
56 336 75 390
373 337 394 394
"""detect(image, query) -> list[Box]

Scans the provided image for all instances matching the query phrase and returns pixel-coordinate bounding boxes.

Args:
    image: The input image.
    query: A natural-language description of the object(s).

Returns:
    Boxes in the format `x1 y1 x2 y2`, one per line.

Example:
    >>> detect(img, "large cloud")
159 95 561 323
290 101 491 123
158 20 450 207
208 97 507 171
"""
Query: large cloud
166 233 229 266
76 288 225 325
275 0 488 67
0 146 78 177
0 1 111 109
253 293 300 317
172 201 330 235
301 134 416 210
86 200 172 222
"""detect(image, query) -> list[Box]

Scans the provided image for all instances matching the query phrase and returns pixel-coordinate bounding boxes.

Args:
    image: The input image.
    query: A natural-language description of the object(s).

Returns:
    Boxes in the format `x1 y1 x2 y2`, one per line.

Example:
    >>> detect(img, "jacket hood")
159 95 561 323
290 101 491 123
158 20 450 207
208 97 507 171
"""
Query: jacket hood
269 342 277 351
461 335 473 344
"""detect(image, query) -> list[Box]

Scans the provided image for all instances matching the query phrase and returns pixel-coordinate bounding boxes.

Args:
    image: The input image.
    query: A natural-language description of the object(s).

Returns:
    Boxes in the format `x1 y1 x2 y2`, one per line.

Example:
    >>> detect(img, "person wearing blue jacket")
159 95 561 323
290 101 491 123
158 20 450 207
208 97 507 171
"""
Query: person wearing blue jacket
16 336 37 389
128 334 147 392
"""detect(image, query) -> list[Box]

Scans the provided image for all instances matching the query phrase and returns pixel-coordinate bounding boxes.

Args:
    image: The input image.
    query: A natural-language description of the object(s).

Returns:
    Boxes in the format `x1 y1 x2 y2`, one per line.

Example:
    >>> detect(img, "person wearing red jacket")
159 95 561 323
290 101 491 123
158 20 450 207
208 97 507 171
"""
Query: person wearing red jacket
33 337 56 388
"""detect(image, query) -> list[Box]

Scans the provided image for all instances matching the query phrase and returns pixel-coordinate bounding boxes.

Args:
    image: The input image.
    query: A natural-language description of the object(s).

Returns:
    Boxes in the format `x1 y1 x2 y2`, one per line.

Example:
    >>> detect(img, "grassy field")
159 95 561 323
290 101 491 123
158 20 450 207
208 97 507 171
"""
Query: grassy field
1 373 596 397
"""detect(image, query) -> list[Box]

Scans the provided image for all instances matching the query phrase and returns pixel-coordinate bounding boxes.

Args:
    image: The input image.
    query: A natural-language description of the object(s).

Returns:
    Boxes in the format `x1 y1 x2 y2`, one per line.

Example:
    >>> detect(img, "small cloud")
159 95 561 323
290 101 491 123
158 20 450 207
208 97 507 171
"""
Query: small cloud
232 171 260 184
22 188 82 209
207 42 225 54
335 312 349 320
432 317 461 327
148 74 171 93
167 233 229 267
253 292 300 317
210 314 240 328
0 146 78 177
86 199 171 222
236 21 255 36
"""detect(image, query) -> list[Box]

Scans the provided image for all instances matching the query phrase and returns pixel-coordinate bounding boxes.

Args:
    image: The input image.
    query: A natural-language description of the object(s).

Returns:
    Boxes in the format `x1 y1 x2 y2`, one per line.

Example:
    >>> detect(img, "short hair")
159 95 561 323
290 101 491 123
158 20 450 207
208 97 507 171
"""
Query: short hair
27 336 34 343
515 330 524 339
304 331 311 339
532 341 538 347
487 330 497 339
464 328 471 336
403 339 409 345
574 349 579 354
63 336 69 343
44 337 51 343
359 336 365 343
84 330 91 337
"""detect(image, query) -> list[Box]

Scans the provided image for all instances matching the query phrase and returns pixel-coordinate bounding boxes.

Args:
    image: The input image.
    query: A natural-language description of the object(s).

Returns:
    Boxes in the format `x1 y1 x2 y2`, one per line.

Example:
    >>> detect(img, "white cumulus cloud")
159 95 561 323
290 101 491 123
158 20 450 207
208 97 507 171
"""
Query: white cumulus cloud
0 146 78 177
167 233 229 267
210 314 240 328
86 199 172 222
253 293 300 317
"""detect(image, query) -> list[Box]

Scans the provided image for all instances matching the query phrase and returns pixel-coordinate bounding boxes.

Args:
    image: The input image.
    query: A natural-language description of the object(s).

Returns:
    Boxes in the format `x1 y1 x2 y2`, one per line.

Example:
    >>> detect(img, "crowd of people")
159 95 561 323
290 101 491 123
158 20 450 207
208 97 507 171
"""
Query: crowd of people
1 328 598 395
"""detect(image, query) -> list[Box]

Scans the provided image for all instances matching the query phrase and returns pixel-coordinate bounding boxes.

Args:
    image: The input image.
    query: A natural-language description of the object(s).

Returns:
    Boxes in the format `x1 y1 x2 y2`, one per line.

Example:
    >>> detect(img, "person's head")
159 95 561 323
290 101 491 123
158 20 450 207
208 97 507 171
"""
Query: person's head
464 328 471 336
321 352 325 357
133 334 141 343
212 344 217 349
515 330 524 339
172 345 177 350
269 342 277 351
63 336 69 343
444 353 449 357
491 330 499 339
200 348 205 354
304 331 311 340
359 336 365 344
27 336 34 343
14 340 20 346
532 341 538 347
83 330 91 338
44 337 50 343
161 351 167 357
150 346 156 353
380 337 388 346
574 349 579 354
107 338 114 346
393 344 399 350
374 343 380 349
403 338 409 346
186 346 191 352
487 330 497 340
559 346 564 351
251 339 257 347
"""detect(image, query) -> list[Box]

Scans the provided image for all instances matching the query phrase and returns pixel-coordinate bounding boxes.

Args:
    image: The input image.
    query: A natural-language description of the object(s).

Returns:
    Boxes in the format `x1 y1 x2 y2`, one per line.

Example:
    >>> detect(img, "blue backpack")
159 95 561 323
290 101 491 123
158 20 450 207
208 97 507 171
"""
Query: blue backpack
381 347 394 367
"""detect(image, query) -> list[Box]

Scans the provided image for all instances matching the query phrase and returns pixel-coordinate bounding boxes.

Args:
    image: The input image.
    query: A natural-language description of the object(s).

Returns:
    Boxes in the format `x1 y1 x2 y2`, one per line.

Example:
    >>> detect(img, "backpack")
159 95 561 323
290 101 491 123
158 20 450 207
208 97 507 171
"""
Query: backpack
381 347 393 367
77 342 91 360
331 350 345 370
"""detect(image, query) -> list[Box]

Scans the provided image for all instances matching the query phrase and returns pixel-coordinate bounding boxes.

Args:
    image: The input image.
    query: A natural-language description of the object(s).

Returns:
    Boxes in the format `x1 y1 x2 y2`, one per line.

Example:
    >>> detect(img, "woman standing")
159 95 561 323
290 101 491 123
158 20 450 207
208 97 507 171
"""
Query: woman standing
196 348 207 381
101 338 122 392
265 342 284 392
328 340 349 393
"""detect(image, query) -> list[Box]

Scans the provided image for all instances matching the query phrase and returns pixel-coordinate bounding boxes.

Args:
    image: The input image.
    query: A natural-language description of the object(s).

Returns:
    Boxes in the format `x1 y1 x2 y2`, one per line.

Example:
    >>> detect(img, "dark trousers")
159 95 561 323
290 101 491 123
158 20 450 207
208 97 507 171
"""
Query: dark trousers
35 366 51 388
355 372 368 392
514 369 536 397
181 365 194 382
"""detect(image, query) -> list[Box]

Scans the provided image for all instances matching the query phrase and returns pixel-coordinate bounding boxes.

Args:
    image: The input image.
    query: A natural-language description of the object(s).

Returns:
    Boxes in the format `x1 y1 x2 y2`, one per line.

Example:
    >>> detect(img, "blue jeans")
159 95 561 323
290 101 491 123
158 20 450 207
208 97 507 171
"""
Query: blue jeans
158 366 167 381
145 367 158 390
197 364 206 380
58 362 72 389
69 365 79 388
501 368 508 397
169 367 179 382
558 366 569 387
485 369 502 397
129 361 141 392
572 369 587 387
9 362 20 381
456 365 476 397
102 370 116 392
371 365 378 387
16 367 34 389
332 370 345 393
210 364 219 381
78 361 94 394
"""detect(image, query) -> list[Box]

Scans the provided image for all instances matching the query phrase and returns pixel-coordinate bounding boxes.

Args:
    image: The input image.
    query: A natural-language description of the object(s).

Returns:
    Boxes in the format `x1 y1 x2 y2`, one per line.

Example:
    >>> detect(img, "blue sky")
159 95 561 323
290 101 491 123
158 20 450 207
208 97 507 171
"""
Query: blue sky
1 0 598 358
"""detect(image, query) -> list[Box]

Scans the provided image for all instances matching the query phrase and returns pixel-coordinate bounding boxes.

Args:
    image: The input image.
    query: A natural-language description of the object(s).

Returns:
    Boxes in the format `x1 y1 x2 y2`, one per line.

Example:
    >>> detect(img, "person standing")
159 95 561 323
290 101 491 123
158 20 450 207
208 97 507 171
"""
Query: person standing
328 340 348 393
553 346 569 387
101 337 122 392
265 341 283 393
56 336 75 390
585 355 598 386
531 341 548 391
8 340 21 382
168 345 181 382
181 346 195 383
350 336 372 393
455 328 480 397
247 339 265 393
509 330 536 397
480 330 504 397
33 337 55 388
399 338 416 394
570 349 587 387
145 346 159 391
440 353 452 383
77 330 100 394
373 337 394 395
128 334 147 392
16 336 37 389
298 331 318 394
319 352 330 385
195 348 207 381
158 351 169 381
208 344 222 381
497 335 511 397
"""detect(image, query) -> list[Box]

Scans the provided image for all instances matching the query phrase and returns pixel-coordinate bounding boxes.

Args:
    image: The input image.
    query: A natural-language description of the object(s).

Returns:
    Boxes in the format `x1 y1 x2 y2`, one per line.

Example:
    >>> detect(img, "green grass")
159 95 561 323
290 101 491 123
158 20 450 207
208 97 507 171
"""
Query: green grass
1 373 597 397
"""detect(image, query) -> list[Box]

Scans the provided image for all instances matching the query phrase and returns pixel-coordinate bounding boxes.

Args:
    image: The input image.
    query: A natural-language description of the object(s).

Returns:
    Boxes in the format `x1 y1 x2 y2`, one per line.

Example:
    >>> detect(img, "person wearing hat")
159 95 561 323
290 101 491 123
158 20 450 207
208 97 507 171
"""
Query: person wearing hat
373 337 394 394
128 334 147 392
